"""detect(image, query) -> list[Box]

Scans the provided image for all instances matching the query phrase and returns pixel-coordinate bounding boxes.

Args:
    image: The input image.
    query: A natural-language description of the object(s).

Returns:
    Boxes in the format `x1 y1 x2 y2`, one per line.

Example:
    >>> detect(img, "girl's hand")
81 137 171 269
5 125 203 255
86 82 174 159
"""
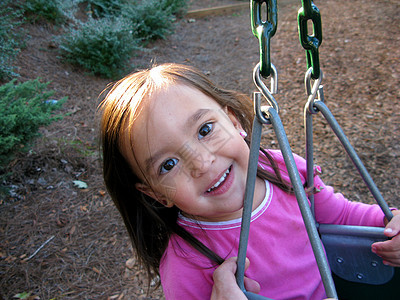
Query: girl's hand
371 210 400 267
211 257 260 300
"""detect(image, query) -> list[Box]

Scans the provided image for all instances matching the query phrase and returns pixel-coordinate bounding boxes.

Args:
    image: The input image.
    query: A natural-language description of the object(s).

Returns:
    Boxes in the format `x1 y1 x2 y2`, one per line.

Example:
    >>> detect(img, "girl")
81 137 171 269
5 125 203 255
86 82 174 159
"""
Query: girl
99 63 400 299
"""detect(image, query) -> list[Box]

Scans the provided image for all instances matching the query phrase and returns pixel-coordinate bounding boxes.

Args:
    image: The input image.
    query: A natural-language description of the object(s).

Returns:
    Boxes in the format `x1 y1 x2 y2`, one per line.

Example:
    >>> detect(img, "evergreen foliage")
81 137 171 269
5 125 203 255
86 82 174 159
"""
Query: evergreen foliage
59 17 142 78
1 0 189 80
22 0 67 24
0 79 66 168
121 0 176 41
0 0 25 81
85 0 129 18
59 0 188 78
161 0 188 17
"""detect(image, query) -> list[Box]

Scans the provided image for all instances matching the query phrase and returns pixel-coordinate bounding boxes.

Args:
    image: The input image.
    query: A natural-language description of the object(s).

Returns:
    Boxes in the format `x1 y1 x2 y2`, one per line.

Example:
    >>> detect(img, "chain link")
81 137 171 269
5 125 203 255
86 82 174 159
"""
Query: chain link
250 0 277 78
297 0 322 79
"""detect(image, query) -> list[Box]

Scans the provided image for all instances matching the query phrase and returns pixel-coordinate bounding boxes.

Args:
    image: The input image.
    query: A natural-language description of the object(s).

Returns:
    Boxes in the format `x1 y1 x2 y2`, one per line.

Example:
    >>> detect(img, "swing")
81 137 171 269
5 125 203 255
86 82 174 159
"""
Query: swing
235 1 399 299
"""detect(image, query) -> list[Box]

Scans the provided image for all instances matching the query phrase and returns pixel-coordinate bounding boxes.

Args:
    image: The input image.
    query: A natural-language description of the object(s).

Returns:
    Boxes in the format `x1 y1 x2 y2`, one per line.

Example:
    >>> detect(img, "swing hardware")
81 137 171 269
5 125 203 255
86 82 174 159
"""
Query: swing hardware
236 91 273 300
297 0 322 80
253 62 279 114
304 67 323 114
319 224 395 285
301 23 396 294
237 92 338 299
303 64 395 292
310 100 394 222
250 0 277 78
238 1 338 298
237 0 397 298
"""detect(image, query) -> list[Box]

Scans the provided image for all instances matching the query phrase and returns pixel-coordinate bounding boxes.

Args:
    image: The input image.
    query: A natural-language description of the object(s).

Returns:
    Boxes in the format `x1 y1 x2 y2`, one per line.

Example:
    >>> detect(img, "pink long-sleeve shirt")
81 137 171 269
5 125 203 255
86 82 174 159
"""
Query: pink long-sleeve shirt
160 150 386 299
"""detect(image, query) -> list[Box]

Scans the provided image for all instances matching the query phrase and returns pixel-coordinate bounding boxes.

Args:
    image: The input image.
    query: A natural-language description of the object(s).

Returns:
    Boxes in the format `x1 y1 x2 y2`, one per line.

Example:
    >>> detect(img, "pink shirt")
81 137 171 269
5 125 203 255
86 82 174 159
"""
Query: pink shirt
160 150 385 299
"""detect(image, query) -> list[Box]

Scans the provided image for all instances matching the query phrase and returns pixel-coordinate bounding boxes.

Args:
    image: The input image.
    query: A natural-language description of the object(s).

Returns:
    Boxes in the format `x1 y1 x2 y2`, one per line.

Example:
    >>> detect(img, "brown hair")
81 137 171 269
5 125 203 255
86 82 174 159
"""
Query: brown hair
98 63 291 287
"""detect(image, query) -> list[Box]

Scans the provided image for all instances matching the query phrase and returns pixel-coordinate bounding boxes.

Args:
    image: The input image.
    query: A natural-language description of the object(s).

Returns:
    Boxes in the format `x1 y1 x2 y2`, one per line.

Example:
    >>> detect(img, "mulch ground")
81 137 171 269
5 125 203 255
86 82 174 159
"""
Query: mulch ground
1 0 399 299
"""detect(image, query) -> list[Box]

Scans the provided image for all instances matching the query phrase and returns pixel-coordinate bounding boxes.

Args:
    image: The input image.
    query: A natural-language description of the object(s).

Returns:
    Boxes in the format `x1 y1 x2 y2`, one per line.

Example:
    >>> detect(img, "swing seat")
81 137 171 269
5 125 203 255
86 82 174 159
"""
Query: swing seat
319 224 400 299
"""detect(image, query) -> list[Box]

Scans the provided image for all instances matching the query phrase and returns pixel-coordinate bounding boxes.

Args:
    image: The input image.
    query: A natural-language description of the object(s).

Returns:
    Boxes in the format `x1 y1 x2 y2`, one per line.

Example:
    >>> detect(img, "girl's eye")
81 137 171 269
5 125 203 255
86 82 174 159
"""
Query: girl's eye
198 123 213 139
160 158 178 174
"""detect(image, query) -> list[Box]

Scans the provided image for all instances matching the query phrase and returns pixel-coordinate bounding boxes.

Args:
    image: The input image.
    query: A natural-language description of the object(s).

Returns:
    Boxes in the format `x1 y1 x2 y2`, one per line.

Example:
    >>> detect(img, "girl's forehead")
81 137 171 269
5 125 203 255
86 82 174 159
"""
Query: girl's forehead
145 83 221 113
126 83 222 146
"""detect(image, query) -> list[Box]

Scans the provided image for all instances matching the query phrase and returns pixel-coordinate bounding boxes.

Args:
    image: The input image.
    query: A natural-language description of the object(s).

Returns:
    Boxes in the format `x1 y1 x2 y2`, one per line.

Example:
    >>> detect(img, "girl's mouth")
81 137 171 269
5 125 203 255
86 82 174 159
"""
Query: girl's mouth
206 166 232 193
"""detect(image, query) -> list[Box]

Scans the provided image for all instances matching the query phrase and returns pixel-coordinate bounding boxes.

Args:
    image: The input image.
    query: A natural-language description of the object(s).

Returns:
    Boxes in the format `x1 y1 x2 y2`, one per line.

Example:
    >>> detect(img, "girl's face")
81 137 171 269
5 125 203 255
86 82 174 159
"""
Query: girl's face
122 84 265 222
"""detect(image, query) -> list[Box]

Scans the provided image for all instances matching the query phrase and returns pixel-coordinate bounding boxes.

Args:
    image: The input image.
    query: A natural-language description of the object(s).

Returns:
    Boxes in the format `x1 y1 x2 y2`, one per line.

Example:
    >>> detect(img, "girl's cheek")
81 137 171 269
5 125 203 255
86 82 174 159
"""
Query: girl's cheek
156 178 179 198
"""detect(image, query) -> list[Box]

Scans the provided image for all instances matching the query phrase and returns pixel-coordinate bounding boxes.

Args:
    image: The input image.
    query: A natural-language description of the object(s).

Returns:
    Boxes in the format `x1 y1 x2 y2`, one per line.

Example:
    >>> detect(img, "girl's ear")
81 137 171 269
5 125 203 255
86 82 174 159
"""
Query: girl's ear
135 183 174 208
223 106 244 131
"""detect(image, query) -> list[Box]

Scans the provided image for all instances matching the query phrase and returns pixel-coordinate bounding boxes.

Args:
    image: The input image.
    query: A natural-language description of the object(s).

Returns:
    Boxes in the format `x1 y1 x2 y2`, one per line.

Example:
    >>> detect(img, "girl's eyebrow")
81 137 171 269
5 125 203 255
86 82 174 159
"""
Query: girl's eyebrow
184 108 210 128
144 109 211 172
145 148 165 173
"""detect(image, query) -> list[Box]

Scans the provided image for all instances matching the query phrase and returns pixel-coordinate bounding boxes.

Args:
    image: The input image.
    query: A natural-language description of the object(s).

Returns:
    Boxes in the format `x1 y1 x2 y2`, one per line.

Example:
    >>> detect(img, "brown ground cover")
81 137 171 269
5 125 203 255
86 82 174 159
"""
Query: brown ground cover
1 0 399 299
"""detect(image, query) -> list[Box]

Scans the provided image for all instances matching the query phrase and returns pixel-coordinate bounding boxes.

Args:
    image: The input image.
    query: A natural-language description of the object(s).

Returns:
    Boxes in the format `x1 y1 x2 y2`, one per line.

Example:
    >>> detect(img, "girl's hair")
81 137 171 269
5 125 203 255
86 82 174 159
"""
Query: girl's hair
99 63 291 286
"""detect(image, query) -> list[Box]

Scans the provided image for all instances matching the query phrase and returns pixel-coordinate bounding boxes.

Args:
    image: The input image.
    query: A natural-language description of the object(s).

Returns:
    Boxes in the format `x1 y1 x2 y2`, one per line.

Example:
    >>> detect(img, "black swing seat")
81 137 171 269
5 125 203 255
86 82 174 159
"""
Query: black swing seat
319 224 400 299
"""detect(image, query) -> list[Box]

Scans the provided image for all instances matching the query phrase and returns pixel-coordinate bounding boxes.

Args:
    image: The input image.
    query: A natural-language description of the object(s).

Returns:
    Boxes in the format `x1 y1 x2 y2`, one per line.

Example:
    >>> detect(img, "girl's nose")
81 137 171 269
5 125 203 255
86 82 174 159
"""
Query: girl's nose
188 149 215 178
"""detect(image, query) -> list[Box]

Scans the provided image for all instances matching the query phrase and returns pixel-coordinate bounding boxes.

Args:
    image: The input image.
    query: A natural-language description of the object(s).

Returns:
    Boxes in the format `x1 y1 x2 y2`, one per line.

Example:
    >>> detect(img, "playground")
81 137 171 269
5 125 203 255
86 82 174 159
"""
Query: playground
1 0 399 298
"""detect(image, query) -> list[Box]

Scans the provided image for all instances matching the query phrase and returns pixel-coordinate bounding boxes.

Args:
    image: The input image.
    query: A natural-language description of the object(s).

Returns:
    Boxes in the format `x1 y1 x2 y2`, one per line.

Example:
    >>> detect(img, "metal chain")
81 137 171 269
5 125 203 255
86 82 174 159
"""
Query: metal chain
297 0 322 79
250 0 277 78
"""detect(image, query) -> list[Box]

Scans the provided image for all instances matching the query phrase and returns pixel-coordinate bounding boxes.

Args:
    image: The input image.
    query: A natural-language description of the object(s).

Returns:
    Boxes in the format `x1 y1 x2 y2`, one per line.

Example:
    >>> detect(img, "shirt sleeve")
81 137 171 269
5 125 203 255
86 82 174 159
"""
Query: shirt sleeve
264 149 386 227
312 175 386 227
292 152 386 227
160 235 215 300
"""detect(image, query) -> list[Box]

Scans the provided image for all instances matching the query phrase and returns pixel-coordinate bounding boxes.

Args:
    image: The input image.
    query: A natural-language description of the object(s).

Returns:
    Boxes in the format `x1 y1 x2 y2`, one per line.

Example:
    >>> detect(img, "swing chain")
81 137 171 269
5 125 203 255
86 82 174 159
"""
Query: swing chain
297 0 323 80
250 0 277 78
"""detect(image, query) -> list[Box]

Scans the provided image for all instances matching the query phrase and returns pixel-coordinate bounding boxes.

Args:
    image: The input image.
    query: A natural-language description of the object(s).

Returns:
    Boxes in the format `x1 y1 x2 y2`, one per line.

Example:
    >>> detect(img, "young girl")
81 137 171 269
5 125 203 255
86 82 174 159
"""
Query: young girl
99 63 400 299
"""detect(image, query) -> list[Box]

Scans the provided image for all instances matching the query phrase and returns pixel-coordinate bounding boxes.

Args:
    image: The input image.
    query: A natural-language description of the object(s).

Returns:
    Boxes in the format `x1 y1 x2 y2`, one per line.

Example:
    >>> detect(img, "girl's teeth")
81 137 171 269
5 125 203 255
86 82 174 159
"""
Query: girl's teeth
207 168 230 192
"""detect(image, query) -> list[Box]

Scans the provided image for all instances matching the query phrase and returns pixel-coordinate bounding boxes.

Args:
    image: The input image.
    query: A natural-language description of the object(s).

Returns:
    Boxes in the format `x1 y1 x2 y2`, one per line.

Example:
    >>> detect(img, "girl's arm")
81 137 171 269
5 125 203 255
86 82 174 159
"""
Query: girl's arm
266 150 389 226
371 210 400 267
312 180 387 227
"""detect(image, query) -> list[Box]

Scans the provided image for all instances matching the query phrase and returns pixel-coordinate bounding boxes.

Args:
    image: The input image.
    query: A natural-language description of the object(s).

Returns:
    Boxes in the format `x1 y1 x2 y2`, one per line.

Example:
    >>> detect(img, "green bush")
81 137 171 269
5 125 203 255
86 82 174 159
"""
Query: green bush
161 0 188 17
87 0 188 19
22 0 66 24
85 0 129 18
122 0 176 41
59 17 142 78
0 79 66 168
121 0 188 41
58 0 188 77
0 0 25 81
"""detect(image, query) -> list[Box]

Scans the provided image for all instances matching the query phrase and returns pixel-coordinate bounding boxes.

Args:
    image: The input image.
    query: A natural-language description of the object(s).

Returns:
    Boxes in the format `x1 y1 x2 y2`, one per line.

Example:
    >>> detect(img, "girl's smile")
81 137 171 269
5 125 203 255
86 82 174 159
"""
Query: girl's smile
121 83 265 222
205 165 233 196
